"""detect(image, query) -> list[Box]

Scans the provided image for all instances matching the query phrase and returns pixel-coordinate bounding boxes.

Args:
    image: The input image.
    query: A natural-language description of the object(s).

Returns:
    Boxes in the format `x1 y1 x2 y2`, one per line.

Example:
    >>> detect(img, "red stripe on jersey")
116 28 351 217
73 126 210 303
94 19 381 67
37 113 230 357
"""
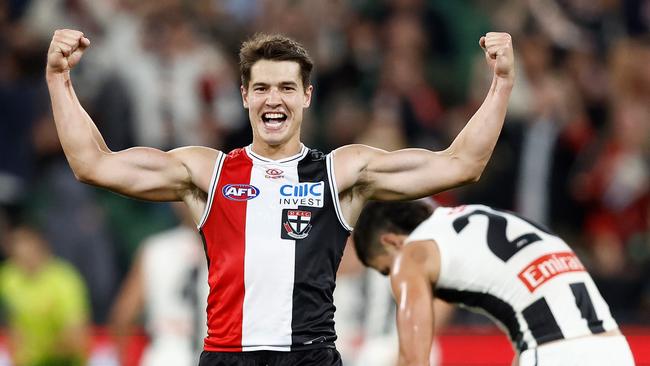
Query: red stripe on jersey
202 149 251 351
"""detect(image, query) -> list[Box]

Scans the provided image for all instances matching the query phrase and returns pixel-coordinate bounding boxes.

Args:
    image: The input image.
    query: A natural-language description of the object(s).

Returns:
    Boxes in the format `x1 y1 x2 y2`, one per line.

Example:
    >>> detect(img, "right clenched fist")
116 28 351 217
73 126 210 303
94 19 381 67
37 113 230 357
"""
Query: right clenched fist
46 29 90 74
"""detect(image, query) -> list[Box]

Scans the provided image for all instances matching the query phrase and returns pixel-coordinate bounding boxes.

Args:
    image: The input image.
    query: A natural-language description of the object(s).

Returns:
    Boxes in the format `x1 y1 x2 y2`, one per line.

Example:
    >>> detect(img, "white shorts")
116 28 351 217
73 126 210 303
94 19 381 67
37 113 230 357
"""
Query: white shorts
518 335 634 366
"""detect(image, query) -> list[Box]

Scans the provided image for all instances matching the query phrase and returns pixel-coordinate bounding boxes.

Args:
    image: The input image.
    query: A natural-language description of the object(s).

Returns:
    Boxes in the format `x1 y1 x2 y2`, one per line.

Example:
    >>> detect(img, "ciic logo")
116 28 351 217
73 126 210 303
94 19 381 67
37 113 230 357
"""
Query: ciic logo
278 182 324 208
265 168 284 179
222 184 260 201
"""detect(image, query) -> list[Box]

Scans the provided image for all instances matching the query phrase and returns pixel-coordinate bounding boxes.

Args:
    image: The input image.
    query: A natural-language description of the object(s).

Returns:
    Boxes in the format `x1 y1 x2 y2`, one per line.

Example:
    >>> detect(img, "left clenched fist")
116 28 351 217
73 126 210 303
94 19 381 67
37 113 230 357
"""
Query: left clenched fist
46 29 90 75
479 32 515 82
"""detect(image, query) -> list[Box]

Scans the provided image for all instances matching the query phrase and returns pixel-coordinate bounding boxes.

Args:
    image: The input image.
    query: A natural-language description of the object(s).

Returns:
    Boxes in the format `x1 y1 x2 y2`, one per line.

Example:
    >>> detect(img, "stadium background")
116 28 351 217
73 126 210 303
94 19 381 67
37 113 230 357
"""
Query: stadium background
0 0 648 364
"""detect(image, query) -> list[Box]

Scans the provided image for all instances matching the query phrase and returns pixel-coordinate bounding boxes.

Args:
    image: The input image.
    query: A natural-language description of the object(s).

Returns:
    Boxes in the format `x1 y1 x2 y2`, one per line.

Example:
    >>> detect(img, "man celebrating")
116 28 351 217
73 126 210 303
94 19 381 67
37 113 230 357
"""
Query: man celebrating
46 29 514 365
353 201 635 366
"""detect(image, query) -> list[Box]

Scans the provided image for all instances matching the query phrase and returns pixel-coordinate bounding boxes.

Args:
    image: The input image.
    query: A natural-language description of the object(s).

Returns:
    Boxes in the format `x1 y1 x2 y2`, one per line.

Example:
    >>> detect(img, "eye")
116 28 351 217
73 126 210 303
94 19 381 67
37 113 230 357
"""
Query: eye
282 86 296 92
254 86 267 92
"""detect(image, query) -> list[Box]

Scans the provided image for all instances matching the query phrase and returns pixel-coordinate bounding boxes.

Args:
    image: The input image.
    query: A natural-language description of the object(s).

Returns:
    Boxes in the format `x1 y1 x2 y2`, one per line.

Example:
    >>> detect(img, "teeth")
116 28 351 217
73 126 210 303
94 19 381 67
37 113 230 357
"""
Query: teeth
264 113 285 119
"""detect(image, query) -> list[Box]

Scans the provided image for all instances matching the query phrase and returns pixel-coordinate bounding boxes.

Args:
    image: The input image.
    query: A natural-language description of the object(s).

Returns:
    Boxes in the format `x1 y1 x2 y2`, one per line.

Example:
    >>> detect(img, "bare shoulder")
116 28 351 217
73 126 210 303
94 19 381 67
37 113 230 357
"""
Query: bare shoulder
398 240 441 283
169 146 221 192
170 146 220 161
403 241 433 262
333 144 386 163
332 144 387 191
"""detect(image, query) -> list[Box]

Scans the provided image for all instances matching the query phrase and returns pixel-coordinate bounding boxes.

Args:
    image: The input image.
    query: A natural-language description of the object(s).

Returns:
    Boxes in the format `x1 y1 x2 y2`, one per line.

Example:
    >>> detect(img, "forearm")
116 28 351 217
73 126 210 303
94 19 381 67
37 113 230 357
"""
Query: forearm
68 73 111 153
57 323 90 355
398 352 428 366
110 318 138 362
446 75 513 178
46 70 109 179
397 321 434 366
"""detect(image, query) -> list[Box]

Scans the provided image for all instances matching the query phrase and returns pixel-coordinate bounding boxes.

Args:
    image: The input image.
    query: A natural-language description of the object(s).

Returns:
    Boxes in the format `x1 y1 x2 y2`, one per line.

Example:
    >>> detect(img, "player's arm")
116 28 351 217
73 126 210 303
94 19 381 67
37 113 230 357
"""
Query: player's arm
45 29 217 201
336 33 514 201
108 249 145 364
433 298 455 334
391 242 435 366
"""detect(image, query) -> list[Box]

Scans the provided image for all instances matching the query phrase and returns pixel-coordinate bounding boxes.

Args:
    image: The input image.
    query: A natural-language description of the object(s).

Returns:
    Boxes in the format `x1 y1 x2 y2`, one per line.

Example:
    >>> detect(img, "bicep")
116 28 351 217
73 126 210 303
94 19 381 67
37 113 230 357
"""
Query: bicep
85 147 193 201
364 148 477 200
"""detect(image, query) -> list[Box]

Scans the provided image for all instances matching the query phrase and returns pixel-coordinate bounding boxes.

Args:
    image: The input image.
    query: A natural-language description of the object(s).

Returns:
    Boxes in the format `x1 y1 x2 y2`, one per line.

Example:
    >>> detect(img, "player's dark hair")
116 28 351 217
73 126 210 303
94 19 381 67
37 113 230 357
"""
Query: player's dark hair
353 201 433 266
239 33 313 89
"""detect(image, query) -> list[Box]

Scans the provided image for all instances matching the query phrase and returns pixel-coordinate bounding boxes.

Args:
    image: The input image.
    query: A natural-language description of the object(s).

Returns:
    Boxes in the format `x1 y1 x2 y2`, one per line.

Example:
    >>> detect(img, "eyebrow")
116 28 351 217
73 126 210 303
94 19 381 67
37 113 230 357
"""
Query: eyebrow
251 81 298 88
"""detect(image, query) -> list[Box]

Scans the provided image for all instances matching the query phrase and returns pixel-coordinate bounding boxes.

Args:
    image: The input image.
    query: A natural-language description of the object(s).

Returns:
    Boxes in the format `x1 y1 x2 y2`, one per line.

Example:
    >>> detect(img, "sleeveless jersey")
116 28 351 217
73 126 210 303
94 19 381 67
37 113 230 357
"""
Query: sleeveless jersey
198 145 351 352
140 226 209 365
405 204 618 352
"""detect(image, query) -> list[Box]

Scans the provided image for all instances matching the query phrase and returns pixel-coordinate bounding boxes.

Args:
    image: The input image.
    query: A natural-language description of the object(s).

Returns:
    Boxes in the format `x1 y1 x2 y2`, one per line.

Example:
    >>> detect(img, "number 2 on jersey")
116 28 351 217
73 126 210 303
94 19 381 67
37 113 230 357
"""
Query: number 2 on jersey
452 209 552 262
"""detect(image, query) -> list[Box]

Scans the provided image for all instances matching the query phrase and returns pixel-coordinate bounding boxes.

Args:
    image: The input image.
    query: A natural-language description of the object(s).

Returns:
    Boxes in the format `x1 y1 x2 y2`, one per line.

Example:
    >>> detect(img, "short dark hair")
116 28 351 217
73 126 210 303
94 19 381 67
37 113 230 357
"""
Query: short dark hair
353 200 433 266
239 33 314 89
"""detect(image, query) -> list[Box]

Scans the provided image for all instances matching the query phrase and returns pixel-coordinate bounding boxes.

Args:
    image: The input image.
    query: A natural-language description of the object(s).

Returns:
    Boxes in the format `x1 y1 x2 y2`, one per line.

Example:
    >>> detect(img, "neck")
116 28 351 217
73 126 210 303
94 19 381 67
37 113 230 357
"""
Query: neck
250 139 302 160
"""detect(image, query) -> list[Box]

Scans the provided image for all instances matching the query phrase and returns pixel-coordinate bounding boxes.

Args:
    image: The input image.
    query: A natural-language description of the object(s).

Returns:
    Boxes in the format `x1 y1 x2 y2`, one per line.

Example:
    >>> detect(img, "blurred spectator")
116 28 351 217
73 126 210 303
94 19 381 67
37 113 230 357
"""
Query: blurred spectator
109 203 208 366
0 225 90 366
0 30 48 208
572 99 649 277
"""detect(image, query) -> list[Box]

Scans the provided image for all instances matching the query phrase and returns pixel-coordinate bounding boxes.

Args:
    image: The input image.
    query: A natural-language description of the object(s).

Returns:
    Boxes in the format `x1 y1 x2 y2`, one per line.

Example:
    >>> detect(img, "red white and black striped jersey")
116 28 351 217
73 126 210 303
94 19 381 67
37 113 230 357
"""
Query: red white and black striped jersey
198 145 351 352
405 205 619 353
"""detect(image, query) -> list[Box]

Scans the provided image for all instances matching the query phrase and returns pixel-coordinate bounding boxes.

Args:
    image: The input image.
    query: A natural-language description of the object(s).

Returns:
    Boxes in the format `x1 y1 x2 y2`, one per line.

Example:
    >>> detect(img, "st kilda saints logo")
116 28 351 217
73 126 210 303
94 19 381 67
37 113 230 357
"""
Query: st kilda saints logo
281 209 313 240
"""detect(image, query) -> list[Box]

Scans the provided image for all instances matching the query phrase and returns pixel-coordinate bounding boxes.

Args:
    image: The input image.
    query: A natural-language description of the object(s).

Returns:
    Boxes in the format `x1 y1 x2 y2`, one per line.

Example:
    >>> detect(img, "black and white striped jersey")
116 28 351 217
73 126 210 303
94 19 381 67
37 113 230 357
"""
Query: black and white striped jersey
405 204 618 352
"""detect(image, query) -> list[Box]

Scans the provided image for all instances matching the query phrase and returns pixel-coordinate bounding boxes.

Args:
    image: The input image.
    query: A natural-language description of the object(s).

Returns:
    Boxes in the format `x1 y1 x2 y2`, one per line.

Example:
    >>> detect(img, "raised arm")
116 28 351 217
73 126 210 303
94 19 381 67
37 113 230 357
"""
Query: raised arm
335 33 514 211
391 242 437 366
45 29 217 203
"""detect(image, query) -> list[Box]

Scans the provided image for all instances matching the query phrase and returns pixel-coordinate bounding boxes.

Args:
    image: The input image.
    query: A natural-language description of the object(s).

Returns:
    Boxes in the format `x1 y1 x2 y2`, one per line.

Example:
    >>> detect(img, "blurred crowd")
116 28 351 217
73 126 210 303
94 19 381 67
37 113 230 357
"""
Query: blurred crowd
0 0 648 362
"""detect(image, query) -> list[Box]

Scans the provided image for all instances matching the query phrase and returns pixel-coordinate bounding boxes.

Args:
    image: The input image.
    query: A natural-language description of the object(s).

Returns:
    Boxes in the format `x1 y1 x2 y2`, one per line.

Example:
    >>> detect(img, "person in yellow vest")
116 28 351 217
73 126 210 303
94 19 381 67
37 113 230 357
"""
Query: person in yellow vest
0 225 90 366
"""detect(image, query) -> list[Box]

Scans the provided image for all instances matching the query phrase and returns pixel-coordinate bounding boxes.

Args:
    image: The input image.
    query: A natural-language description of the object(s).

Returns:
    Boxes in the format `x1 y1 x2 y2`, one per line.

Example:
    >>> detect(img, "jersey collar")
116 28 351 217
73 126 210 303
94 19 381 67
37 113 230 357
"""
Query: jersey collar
245 144 309 164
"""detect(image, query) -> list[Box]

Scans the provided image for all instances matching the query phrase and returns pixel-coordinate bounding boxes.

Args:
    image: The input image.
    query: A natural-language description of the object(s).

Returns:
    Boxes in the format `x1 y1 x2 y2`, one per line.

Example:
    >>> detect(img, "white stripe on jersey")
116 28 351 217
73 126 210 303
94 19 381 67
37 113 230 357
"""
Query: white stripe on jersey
197 152 225 230
326 153 353 232
241 161 298 350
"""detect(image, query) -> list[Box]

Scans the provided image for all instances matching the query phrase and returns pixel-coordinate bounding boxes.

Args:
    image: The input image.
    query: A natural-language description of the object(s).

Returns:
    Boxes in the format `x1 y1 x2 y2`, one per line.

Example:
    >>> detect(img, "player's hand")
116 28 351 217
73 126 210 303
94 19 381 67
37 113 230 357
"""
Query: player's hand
479 32 514 82
46 29 90 75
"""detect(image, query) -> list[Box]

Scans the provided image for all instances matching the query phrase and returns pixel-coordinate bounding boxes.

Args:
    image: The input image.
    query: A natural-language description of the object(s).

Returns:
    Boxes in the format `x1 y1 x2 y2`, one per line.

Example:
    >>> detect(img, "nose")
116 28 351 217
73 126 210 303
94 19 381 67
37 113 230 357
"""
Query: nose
265 88 282 107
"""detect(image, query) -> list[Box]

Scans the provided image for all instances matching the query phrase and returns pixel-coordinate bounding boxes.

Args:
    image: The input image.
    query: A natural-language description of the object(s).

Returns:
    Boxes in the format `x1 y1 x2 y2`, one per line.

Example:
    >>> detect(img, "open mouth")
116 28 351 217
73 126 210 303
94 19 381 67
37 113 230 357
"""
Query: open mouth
261 112 288 130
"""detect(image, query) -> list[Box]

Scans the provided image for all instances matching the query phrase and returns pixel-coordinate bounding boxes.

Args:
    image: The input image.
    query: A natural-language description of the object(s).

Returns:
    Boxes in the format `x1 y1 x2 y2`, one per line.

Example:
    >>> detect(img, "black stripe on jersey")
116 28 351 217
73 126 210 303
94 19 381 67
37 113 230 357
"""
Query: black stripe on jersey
570 282 605 334
435 288 528 351
290 149 350 350
198 230 210 268
521 298 564 346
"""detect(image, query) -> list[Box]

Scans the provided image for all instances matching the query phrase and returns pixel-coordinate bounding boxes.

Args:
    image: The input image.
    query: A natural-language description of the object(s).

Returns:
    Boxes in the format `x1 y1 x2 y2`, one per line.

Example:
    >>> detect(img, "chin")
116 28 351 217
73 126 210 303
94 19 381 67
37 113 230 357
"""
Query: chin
254 129 283 144
257 127 293 146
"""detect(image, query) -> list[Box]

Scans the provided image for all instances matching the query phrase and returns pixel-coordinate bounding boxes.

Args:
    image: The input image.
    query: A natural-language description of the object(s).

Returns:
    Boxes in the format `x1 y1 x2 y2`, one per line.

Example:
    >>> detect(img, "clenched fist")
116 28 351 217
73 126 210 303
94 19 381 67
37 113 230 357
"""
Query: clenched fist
46 29 90 74
479 32 515 82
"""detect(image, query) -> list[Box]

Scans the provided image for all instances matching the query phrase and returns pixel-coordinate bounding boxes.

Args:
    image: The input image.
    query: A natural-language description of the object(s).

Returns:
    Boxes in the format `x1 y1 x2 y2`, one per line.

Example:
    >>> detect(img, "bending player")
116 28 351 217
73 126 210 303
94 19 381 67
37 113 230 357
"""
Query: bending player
353 201 635 366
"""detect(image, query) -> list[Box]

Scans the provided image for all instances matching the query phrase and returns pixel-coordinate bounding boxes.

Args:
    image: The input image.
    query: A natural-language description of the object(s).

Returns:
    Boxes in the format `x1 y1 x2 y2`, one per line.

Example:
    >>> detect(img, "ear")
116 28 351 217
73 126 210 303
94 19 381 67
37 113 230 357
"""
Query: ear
303 85 313 108
241 85 249 109
379 232 405 250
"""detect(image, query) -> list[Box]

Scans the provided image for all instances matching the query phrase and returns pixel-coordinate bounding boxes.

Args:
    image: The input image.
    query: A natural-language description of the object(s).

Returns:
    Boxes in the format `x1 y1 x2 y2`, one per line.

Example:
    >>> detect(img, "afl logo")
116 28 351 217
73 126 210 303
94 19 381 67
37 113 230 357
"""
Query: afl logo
222 184 260 201
265 168 284 179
